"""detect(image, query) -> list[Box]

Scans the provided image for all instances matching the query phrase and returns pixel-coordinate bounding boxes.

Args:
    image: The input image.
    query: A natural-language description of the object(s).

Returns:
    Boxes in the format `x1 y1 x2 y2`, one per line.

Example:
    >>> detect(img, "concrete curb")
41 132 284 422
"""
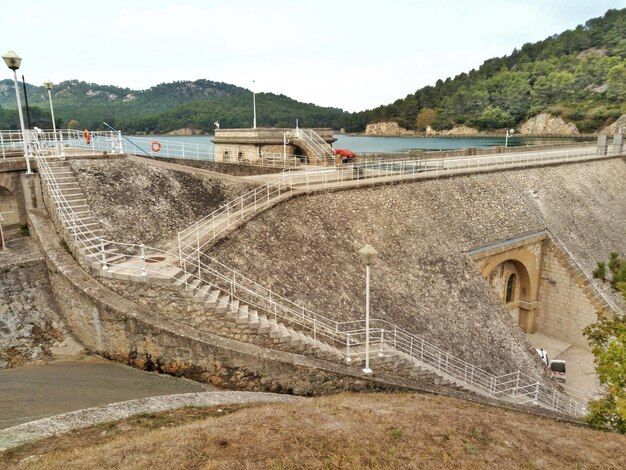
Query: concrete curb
0 391 302 452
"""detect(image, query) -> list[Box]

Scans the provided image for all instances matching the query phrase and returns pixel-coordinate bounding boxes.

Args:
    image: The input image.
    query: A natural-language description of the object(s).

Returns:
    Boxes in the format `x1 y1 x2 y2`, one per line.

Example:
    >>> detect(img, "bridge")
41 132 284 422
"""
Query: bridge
2 127 625 417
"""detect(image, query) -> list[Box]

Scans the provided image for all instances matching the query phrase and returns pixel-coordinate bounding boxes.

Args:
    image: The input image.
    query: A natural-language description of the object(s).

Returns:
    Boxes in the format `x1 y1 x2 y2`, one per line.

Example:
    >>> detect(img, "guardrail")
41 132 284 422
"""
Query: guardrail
31 129 595 416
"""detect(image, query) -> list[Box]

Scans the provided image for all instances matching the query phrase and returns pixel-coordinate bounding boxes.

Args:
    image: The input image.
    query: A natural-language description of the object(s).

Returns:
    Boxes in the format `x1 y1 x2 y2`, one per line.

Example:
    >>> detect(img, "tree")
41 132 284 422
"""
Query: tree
475 106 514 130
415 108 436 131
584 253 626 433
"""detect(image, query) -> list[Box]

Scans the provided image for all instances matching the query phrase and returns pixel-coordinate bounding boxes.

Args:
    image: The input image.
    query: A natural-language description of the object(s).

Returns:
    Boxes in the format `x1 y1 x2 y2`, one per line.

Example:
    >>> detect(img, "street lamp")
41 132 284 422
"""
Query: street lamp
252 80 257 129
505 128 515 148
359 244 378 374
2 50 32 174
43 80 57 134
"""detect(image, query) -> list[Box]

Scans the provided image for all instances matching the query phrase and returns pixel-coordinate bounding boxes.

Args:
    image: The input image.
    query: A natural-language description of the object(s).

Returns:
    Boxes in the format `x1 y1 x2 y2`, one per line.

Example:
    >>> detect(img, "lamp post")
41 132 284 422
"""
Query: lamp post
252 80 257 129
43 80 57 134
2 50 32 174
359 244 378 374
505 128 515 148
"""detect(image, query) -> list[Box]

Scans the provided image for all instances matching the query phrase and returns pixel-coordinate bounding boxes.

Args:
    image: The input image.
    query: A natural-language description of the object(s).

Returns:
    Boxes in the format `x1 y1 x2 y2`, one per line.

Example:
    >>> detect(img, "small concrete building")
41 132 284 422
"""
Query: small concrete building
213 128 336 165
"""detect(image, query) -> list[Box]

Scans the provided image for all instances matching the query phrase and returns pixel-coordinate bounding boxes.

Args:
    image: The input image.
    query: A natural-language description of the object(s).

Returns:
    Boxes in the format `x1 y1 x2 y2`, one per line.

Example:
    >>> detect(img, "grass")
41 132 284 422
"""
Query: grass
2 393 625 469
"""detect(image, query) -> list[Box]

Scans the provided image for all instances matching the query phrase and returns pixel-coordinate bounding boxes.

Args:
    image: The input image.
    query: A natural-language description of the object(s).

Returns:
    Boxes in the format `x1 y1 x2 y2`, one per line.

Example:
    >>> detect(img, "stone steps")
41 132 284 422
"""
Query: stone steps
38 157 485 401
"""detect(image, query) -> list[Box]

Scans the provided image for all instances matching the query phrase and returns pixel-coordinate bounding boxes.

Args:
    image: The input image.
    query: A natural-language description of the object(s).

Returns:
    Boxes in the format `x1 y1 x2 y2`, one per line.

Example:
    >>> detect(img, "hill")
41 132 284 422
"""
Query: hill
2 392 625 469
356 8 626 133
0 79 348 133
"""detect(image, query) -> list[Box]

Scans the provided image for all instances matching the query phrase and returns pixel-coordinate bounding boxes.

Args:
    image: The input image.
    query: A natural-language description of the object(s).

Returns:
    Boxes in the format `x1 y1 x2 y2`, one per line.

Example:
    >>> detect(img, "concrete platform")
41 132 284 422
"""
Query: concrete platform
527 332 601 400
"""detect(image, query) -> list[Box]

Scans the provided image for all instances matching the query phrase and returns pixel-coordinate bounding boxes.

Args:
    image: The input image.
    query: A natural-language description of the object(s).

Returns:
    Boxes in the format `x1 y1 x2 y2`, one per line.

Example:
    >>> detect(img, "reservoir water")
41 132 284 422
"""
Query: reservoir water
126 134 589 159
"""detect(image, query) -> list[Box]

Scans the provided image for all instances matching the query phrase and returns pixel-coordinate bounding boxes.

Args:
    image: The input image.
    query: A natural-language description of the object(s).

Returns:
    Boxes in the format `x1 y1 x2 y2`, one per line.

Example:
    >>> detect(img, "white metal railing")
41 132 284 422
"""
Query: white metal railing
2 128 123 158
125 135 214 160
293 128 335 159
172 233 588 416
177 172 293 259
177 144 622 260
30 130 601 416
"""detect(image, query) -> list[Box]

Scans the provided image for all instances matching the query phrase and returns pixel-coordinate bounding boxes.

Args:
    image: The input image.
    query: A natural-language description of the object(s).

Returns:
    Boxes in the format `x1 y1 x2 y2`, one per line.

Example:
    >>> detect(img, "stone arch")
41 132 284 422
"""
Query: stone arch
479 249 540 333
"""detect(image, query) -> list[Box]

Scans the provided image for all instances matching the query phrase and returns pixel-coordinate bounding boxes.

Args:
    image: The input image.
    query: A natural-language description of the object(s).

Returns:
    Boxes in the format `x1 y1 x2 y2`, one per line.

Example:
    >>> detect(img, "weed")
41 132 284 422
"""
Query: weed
59 239 71 254
18 224 29 236
389 428 403 440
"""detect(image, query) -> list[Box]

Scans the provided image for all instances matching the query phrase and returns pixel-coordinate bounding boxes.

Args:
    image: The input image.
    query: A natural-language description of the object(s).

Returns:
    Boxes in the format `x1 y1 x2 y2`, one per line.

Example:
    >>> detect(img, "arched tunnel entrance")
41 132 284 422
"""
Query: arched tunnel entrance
469 237 545 335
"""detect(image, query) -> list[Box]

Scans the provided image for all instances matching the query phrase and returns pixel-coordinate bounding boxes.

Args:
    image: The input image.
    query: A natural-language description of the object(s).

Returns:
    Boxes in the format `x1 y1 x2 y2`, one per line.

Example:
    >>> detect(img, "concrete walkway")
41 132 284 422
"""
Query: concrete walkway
0 358 213 430
0 390 302 451
527 332 600 400
127 155 252 184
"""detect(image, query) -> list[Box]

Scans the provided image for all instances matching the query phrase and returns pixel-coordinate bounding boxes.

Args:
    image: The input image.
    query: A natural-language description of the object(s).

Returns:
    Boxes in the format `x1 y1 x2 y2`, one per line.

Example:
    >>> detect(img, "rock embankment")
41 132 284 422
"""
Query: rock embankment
599 114 626 135
519 113 580 136
71 159 255 247
365 122 413 136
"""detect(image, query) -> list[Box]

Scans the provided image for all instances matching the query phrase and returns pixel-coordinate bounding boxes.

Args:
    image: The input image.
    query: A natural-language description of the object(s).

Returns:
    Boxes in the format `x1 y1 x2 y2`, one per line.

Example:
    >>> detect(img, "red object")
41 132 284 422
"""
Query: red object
334 149 355 158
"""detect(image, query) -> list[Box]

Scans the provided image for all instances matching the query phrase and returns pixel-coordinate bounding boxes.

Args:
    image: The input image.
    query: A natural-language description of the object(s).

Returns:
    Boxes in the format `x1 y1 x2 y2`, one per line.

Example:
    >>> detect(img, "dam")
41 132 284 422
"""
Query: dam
1 128 624 421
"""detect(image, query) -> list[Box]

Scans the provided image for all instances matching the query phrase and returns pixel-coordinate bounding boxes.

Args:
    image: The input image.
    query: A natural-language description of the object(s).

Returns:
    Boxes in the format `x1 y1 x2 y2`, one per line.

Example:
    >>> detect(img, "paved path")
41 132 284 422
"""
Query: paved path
527 332 600 400
0 390 302 451
0 358 213 430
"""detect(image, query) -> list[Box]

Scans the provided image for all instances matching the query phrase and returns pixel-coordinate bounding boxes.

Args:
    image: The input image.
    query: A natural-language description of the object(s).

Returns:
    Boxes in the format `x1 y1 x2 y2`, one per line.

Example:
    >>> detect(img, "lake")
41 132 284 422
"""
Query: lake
126 133 590 159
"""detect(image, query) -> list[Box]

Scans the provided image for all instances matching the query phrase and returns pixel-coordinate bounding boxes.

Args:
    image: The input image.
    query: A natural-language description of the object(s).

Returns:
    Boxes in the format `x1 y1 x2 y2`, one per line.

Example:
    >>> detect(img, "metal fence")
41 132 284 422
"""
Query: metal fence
29 130 604 417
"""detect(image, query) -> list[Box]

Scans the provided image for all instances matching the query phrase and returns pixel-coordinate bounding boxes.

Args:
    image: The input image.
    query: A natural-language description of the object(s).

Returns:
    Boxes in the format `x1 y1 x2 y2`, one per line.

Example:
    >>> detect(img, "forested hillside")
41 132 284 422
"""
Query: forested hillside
357 8 626 133
0 78 347 132
0 8 623 134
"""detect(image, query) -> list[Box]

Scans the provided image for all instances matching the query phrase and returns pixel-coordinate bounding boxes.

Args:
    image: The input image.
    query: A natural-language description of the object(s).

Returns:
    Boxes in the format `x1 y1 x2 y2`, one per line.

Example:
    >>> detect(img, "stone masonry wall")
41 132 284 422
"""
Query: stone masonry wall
0 236 83 368
70 158 255 248
538 241 599 348
27 211 422 396
507 157 626 312
146 156 285 176
207 157 626 377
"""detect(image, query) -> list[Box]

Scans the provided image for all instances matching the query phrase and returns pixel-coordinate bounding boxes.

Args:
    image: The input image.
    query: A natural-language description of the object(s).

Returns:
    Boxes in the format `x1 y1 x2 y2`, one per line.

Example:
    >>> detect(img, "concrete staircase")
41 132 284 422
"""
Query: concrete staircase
40 159 473 394
290 128 335 164
36 156 587 415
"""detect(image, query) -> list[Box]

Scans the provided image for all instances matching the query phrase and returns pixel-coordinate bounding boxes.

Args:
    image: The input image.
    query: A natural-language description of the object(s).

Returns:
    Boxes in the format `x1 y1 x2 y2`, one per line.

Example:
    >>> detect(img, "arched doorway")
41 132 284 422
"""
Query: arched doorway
482 256 538 333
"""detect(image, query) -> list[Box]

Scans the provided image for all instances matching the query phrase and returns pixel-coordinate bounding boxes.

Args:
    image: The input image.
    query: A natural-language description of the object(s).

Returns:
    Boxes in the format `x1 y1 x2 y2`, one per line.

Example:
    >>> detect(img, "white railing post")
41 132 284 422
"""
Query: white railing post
140 244 147 276
379 329 385 356
100 239 108 270
345 333 351 362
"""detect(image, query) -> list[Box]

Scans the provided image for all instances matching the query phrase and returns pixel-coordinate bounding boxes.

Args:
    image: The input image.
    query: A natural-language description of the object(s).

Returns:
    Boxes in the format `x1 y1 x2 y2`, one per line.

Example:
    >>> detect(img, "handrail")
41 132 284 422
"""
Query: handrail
31 129 599 416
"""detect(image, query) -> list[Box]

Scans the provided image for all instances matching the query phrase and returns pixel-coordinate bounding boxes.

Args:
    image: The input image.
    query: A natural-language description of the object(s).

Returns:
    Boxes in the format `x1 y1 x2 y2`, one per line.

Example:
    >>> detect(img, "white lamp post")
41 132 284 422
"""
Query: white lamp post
43 80 57 134
252 80 257 129
505 128 515 148
2 50 32 174
359 244 378 374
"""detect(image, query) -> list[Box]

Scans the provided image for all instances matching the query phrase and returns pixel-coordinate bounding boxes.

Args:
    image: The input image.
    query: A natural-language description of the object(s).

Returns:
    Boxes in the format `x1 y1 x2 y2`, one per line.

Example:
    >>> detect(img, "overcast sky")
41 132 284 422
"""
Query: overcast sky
2 0 624 112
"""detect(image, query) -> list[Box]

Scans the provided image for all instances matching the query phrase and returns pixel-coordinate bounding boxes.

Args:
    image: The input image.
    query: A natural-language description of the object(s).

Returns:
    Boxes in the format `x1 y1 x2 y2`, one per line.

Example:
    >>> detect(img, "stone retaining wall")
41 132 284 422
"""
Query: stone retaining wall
149 156 285 176
27 211 425 396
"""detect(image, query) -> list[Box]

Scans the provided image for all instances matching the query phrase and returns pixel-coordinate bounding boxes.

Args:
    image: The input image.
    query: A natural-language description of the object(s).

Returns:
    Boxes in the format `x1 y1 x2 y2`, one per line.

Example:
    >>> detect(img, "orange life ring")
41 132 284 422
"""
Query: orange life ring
151 141 161 153
83 129 90 144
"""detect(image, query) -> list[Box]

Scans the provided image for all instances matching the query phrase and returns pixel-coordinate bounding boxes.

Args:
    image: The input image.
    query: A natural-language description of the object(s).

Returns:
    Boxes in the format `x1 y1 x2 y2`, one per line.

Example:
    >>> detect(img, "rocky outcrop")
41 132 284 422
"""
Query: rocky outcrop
599 114 626 135
365 122 412 136
438 125 480 136
519 113 580 136
165 128 206 136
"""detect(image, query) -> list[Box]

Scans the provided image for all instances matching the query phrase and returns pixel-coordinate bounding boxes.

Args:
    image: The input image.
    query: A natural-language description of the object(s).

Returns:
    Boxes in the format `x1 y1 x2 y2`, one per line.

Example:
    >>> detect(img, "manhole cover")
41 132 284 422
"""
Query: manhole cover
146 256 166 263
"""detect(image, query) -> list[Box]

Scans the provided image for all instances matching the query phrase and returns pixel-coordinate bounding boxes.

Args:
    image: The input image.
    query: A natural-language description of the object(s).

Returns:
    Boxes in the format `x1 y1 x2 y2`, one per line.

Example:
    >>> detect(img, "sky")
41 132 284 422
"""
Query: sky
1 0 625 112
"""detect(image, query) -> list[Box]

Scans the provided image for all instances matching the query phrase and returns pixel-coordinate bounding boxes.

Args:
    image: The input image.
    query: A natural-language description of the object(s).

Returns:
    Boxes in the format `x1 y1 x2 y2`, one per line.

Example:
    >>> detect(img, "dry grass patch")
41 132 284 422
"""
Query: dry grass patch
2 393 626 469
